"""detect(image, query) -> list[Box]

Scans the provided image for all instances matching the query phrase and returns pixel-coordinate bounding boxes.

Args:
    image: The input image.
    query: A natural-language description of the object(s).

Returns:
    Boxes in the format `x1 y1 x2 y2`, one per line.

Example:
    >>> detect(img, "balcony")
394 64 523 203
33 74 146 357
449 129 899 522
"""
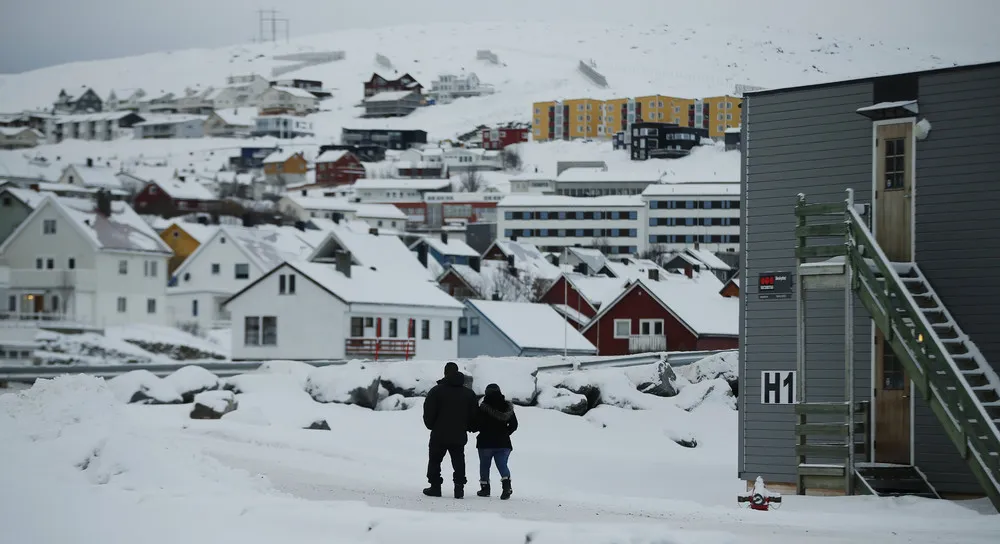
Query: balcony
7 269 97 291
345 338 416 360
0 311 100 331
628 334 667 353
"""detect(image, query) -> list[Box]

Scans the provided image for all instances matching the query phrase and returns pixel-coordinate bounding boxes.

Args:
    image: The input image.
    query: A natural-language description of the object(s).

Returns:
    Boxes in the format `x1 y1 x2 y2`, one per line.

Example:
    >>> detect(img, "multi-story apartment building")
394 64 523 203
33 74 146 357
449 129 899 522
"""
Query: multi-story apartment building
532 94 742 142
555 169 662 196
643 183 741 253
497 195 645 255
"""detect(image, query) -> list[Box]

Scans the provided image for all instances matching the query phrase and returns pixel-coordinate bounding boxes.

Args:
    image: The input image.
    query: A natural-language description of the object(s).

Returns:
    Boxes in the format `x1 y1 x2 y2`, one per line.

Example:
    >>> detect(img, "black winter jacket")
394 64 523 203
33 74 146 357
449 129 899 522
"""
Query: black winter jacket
423 372 479 446
475 395 518 450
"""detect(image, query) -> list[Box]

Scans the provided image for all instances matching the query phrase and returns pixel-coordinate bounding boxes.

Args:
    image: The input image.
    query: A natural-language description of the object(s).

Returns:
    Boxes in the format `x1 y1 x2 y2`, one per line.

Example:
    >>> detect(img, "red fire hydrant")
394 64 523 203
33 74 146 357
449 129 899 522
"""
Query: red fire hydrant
738 476 782 511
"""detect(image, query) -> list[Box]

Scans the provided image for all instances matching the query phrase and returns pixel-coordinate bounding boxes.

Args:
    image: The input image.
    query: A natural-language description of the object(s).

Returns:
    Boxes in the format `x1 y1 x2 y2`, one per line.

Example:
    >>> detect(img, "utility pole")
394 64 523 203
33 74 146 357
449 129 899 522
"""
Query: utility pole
257 9 282 43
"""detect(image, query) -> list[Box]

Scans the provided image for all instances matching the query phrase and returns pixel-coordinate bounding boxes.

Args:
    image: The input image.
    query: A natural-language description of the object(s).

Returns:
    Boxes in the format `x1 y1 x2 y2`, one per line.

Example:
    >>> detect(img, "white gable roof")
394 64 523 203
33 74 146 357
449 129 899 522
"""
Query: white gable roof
467 299 596 352
1 186 47 208
68 165 123 190
420 235 480 258
309 221 431 280
281 261 463 309
154 178 216 201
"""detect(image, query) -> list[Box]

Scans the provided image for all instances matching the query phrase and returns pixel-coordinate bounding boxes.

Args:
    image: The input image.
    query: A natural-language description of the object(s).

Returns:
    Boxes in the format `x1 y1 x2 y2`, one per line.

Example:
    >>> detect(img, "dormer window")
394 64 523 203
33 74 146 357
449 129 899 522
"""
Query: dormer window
43 219 56 235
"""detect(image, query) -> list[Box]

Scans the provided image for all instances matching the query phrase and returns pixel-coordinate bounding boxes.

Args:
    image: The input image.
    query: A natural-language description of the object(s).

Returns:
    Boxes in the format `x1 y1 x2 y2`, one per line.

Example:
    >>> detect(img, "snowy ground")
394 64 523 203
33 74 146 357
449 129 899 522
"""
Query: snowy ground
3 358 999 544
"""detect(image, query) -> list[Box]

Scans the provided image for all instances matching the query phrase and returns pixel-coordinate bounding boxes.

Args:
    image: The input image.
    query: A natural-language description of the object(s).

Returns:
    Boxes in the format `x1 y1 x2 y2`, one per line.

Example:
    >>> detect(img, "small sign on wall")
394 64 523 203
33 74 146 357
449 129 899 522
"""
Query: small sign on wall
758 271 793 300
760 370 796 404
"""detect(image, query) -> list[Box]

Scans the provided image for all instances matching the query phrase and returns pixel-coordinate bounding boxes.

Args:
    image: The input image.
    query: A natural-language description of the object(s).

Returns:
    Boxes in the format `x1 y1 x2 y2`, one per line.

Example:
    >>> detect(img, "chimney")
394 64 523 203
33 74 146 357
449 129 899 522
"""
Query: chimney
417 243 428 267
574 262 587 274
492 291 501 301
332 212 342 224
684 265 693 279
301 189 307 196
86 157 93 167
369 227 379 236
510 233 518 242
30 183 39 192
469 256 481 273
294 220 306 231
241 212 255 227
95 189 112 217
440 231 448 245
648 269 659 281
335 249 352 278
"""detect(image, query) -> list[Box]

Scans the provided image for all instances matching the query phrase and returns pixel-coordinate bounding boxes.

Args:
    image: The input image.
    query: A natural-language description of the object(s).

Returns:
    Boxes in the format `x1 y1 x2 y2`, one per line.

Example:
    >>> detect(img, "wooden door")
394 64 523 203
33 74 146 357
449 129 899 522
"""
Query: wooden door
874 331 911 463
873 121 914 464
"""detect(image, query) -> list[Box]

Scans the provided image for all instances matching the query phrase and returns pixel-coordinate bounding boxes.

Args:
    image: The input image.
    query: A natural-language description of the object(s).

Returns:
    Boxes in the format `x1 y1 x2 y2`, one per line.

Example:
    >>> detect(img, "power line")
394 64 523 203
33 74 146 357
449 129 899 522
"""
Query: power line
256 9 285 43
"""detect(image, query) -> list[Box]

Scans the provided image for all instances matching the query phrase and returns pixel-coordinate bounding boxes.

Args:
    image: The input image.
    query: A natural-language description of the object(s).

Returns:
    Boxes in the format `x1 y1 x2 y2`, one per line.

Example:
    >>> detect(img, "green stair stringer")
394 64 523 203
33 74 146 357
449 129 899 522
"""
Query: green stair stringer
795 190 1000 512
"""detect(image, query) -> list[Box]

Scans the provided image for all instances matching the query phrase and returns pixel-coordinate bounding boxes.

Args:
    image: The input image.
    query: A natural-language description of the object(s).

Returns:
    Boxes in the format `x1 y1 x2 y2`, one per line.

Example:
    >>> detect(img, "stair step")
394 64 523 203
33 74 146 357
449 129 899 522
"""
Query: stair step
799 464 846 477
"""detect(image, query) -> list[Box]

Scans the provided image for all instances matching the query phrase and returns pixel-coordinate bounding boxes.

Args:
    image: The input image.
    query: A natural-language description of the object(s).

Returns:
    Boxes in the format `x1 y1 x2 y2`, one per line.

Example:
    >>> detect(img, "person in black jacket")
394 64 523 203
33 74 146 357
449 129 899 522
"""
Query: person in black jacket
422 362 479 499
475 383 518 500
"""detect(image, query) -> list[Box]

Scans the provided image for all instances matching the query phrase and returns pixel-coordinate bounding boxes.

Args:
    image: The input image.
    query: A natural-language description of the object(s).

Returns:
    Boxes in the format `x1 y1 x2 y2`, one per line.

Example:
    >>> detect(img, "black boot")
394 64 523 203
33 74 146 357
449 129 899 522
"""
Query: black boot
500 478 512 500
454 484 464 499
422 484 442 497
476 481 490 497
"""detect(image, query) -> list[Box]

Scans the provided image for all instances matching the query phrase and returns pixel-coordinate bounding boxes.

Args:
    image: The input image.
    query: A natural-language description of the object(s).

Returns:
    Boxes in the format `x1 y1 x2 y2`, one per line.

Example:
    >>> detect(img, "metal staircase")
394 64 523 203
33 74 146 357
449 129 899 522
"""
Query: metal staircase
794 189 1000 511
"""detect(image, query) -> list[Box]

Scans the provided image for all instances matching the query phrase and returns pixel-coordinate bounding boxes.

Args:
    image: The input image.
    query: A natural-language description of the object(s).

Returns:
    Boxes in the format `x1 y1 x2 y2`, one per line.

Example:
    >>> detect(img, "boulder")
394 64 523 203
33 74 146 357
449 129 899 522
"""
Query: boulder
254 360 317 388
626 361 679 398
162 365 221 403
675 379 736 412
305 362 380 409
107 370 183 405
466 357 539 406
305 419 331 430
379 360 462 397
190 390 238 419
678 351 739 398
376 394 421 411
535 386 589 416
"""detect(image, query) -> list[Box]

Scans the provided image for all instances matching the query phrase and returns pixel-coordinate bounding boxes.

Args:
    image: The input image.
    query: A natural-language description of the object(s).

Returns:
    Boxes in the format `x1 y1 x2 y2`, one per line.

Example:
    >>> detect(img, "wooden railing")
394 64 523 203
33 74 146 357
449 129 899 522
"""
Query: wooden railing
344 338 416 360
628 335 667 353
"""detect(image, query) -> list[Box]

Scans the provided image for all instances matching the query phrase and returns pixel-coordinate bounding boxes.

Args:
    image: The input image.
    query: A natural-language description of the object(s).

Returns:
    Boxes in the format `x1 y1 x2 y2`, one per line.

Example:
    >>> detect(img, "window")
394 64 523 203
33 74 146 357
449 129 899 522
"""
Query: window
881 337 905 390
884 137 906 190
117 297 127 313
421 319 430 340
459 317 468 335
1 197 10 207
444 320 453 340
469 317 480 335
43 219 56 235
119 260 128 275
144 261 158 277
192 300 198 316
244 316 260 345
147 298 156 314
211 263 220 275
639 319 664 336
350 317 364 337
279 274 296 295
614 319 631 338
388 318 398 338
44 258 54 269
235 263 249 279
7 295 15 312
68 257 76 269
262 316 277 345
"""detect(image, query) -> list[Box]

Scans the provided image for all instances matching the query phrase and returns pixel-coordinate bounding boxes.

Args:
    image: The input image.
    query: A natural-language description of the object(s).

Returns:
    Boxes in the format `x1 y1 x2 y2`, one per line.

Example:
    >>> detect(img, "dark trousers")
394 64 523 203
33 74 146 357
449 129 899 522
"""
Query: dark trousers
427 442 466 486
478 448 512 482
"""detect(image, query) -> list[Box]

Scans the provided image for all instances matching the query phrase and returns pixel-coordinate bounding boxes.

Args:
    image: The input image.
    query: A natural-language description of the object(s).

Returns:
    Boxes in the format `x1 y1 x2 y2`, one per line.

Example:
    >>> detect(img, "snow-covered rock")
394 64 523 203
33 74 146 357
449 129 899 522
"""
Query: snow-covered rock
535 386 589 416
190 390 238 419
162 365 221 403
376 394 422 411
253 360 317 389
305 361 380 409
466 357 539 406
379 360 462 397
304 419 331 430
674 378 736 412
544 369 657 411
107 370 183 405
624 360 679 398
224 372 304 395
677 351 739 397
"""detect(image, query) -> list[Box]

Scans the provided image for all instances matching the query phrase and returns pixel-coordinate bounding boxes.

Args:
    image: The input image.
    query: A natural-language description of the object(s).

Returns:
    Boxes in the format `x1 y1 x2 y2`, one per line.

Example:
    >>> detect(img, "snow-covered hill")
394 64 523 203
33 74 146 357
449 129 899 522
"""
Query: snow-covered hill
0 21 990 142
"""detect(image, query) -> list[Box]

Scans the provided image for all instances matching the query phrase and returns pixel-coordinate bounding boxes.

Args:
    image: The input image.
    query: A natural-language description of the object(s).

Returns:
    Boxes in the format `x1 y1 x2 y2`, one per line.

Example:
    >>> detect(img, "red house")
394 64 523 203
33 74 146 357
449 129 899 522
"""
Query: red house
364 73 423 98
538 273 627 319
315 150 366 186
580 271 739 355
133 176 219 218
481 125 530 150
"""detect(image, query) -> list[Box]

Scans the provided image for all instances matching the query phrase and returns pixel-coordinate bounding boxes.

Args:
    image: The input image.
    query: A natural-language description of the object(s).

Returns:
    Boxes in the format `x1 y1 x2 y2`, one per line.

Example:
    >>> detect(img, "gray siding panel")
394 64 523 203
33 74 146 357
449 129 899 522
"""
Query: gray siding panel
741 64 1000 495
910 65 1000 494
740 81 874 484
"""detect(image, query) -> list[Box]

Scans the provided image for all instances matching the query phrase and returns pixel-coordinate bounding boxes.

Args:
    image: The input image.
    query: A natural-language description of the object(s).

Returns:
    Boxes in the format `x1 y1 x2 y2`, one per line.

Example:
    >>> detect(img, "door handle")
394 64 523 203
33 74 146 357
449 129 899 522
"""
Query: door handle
904 193 911 198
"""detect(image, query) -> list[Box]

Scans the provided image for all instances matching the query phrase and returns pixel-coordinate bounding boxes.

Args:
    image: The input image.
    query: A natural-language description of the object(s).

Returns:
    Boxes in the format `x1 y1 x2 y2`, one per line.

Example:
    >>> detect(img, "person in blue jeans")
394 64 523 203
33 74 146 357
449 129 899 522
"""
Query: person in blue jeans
475 383 519 499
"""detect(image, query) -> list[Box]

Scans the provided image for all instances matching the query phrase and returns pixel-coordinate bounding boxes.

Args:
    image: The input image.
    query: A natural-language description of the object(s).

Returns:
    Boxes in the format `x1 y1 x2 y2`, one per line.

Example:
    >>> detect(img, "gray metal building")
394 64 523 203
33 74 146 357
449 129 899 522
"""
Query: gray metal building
738 61 1000 508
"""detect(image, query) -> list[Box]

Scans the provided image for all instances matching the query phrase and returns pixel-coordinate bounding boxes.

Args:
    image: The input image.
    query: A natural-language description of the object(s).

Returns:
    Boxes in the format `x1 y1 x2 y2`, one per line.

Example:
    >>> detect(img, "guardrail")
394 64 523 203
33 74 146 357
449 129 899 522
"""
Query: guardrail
0 350 733 383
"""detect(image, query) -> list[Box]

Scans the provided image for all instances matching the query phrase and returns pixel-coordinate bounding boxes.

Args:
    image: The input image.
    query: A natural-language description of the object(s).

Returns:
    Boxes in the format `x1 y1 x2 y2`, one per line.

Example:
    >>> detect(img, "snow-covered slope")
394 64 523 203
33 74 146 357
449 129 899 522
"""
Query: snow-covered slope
0 21 989 142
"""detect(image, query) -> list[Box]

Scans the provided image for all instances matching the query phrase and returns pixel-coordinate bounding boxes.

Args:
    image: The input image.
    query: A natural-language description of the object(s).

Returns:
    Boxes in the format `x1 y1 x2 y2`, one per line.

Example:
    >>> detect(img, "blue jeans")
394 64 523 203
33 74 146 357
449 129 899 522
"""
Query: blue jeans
478 448 511 482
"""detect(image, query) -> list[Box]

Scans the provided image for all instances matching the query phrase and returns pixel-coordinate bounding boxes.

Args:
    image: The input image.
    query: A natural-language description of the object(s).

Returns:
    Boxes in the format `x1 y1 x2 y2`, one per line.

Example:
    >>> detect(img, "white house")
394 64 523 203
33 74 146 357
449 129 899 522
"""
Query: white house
0 127 43 150
253 115 314 138
508 174 556 194
497 194 646 255
47 111 144 143
351 178 452 203
442 147 501 172
278 193 408 230
173 87 217 114
138 91 179 113
257 86 319 115
133 115 207 139
0 193 172 330
59 164 125 191
642 182 741 253
105 88 147 111
429 73 495 104
204 108 256 138
224 259 464 361
166 225 318 333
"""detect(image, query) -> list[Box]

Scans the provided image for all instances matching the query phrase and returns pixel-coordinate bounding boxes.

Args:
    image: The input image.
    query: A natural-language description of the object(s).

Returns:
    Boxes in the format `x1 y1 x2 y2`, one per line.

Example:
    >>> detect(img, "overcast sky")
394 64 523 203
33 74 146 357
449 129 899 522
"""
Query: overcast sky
2 0 997 74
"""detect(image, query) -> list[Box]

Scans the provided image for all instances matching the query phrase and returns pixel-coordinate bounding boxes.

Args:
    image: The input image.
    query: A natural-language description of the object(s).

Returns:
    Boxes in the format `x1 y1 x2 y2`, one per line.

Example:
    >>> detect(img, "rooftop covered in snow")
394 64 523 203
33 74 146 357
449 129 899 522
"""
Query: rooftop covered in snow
466 299 597 353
